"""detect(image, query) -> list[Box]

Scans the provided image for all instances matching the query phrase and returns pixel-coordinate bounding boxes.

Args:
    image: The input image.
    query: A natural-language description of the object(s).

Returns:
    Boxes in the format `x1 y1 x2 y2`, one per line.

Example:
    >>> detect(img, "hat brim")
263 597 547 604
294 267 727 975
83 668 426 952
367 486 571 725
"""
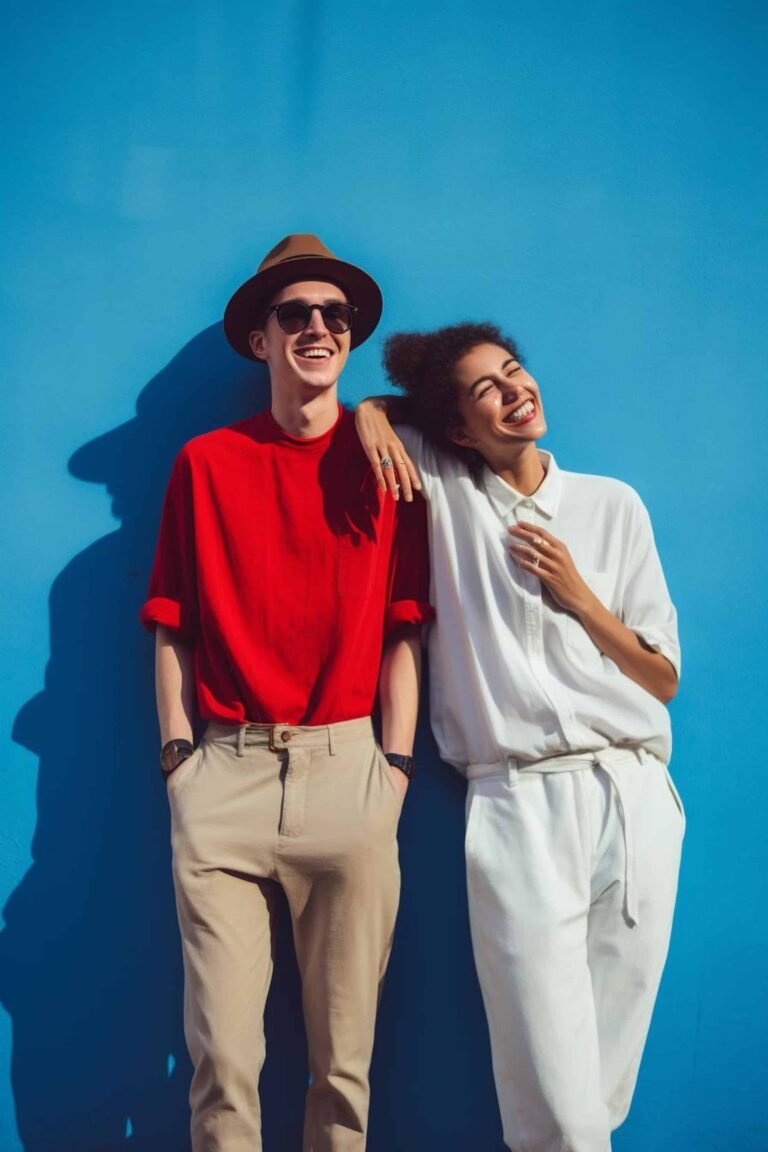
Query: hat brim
223 255 383 359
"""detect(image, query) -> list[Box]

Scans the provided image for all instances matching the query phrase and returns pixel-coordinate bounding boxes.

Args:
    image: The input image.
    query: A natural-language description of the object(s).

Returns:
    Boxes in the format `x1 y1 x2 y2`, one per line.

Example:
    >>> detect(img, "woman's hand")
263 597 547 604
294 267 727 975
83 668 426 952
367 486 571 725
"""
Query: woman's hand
508 521 678 702
355 399 422 501
508 522 595 615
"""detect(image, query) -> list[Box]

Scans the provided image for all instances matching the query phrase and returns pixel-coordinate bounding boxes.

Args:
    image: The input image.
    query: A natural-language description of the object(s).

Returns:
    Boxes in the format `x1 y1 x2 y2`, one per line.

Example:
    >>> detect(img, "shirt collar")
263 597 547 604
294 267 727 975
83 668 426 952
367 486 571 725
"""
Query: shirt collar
482 450 562 521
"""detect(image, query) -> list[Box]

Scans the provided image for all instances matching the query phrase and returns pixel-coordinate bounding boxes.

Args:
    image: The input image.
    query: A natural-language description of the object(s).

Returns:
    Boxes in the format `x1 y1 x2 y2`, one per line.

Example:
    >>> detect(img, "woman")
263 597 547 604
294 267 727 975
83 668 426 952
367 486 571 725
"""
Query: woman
356 323 684 1152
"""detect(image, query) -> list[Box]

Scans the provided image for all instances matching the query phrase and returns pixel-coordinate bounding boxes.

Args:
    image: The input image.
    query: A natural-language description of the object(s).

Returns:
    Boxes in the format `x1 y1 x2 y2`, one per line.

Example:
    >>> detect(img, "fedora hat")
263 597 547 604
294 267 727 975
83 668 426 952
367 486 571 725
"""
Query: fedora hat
223 234 383 359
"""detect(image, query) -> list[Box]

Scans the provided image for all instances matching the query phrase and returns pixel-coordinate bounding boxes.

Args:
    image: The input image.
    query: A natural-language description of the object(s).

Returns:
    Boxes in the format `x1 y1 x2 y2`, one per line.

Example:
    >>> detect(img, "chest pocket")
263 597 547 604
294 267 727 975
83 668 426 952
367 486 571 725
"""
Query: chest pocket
565 570 612 665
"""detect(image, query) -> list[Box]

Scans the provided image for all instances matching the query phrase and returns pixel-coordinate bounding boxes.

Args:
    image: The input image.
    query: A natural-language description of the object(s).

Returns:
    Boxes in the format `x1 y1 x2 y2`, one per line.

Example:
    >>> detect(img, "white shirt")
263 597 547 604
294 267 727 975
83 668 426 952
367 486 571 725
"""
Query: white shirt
399 428 680 771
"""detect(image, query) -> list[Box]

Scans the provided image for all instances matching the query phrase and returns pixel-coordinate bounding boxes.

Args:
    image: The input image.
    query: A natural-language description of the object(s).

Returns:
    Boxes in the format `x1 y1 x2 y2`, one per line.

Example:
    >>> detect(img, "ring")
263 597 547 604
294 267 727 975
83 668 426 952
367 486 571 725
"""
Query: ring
532 535 545 547
531 554 540 568
380 457 393 470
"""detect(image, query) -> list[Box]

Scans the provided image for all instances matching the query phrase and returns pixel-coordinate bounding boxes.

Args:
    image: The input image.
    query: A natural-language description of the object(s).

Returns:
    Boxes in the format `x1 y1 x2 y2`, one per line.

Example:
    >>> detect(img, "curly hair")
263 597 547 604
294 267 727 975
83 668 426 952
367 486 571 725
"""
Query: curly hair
383 322 523 477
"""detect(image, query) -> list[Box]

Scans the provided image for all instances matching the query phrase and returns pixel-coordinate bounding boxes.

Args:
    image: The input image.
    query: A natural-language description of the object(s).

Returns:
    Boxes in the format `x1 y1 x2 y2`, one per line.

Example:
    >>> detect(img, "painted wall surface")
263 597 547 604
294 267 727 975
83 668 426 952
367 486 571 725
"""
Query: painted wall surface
1 2 766 1149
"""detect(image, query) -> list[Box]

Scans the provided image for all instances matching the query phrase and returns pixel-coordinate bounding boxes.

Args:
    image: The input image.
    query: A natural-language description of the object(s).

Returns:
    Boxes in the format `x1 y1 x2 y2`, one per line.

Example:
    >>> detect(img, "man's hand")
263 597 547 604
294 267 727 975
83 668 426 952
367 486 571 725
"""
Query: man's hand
508 522 594 615
355 399 421 502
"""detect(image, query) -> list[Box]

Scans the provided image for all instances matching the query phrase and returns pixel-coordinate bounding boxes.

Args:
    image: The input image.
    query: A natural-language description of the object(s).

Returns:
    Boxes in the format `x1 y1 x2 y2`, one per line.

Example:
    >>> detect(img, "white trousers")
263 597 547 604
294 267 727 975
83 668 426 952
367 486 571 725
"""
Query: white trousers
465 747 684 1152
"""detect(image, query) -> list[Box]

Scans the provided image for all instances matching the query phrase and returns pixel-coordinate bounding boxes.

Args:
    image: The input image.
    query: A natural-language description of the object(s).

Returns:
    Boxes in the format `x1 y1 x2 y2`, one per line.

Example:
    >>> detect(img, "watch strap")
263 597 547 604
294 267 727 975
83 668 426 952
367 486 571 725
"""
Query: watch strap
385 752 415 780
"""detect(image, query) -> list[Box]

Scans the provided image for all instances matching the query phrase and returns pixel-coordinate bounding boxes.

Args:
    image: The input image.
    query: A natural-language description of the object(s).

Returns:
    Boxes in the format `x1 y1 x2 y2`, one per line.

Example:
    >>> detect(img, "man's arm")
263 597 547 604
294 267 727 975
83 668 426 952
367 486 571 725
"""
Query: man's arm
155 624 196 745
378 627 422 800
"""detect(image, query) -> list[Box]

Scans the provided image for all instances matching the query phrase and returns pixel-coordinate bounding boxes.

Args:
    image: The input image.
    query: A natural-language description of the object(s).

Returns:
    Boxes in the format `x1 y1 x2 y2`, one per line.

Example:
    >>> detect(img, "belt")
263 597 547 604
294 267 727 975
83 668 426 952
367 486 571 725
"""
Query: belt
203 716 374 757
467 746 646 927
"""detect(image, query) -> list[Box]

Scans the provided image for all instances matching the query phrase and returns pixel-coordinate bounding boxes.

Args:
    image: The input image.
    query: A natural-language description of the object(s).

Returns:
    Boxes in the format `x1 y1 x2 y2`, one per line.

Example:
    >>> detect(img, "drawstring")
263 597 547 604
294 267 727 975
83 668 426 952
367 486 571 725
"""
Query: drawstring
592 752 638 927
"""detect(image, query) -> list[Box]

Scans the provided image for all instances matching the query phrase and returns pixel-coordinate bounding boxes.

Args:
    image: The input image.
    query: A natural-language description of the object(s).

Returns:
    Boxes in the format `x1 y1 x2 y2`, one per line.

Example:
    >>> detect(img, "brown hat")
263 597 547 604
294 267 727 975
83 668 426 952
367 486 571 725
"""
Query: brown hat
223 233 383 359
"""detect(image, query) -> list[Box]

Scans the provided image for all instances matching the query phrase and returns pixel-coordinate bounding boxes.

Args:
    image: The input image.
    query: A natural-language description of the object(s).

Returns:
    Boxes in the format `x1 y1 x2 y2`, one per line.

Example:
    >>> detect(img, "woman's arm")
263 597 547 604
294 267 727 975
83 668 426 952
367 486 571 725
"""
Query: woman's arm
355 396 421 501
509 522 678 703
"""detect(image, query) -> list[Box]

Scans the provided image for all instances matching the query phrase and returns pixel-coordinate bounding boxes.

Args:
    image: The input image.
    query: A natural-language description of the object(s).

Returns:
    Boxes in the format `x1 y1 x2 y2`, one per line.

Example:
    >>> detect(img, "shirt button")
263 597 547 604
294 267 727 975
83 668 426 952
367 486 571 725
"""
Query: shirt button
522 499 533 509
280 730 291 743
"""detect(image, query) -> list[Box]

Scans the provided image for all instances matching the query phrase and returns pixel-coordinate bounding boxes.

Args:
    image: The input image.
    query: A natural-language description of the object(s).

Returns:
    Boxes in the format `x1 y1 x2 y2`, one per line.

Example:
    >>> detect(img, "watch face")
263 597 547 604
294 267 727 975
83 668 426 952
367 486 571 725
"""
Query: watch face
161 741 193 776
161 747 178 775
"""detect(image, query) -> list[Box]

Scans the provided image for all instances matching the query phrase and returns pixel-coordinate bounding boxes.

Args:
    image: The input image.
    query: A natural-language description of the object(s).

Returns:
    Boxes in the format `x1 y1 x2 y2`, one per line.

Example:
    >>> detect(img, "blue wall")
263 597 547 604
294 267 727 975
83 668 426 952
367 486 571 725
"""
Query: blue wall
2 2 766 1149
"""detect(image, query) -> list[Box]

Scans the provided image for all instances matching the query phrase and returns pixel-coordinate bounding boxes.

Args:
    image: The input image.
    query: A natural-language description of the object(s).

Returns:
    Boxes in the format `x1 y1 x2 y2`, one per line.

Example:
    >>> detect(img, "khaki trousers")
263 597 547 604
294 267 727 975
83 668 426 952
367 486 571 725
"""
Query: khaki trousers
168 718 402 1152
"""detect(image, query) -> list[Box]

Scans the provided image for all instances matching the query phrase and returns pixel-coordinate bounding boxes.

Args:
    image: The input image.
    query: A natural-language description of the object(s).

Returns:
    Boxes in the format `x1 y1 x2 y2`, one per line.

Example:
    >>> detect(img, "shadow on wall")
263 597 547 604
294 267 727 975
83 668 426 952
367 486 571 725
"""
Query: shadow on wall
0 323 502 1151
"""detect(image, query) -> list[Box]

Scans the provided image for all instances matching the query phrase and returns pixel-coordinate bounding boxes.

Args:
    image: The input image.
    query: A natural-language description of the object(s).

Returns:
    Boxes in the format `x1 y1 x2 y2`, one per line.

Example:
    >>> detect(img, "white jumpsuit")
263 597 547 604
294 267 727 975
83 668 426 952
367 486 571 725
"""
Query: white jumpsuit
399 429 684 1152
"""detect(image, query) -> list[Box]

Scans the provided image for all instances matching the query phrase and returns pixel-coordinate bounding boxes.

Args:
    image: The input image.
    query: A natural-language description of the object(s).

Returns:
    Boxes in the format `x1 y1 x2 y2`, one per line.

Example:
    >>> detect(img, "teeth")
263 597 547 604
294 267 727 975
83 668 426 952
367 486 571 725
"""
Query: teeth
297 349 331 358
508 400 534 423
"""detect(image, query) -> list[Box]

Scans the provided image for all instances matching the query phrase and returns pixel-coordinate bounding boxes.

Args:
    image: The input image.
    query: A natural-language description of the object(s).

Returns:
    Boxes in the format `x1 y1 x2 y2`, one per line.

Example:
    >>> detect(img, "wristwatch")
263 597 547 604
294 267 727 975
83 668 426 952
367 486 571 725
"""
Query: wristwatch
160 738 195 778
385 752 415 780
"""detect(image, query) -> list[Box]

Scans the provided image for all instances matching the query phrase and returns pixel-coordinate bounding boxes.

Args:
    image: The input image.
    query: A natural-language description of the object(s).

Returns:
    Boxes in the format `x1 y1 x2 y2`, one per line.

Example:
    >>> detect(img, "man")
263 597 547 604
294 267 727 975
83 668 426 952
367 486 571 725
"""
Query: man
356 322 684 1152
141 235 433 1152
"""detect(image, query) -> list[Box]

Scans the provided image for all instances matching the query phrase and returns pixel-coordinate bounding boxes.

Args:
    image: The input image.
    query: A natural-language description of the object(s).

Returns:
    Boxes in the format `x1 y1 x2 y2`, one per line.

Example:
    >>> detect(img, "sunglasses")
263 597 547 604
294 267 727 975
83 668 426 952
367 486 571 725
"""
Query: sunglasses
265 300 357 335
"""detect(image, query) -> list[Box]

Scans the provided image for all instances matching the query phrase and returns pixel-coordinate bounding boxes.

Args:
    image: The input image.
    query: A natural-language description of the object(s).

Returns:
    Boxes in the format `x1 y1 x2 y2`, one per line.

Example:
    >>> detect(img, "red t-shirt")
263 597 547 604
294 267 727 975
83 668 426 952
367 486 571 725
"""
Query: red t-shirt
140 405 434 725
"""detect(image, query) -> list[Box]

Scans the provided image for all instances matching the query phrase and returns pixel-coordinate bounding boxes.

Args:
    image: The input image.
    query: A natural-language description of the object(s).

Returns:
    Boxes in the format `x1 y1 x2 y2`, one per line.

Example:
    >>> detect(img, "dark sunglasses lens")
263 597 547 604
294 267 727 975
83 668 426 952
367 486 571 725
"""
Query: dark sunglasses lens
276 302 311 333
322 303 354 333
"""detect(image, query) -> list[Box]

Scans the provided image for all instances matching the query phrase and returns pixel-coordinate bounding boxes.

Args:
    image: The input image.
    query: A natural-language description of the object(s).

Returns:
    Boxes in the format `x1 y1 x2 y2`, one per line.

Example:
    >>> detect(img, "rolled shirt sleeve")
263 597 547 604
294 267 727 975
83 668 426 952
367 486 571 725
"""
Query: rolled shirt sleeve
384 491 435 637
620 493 680 678
139 449 198 641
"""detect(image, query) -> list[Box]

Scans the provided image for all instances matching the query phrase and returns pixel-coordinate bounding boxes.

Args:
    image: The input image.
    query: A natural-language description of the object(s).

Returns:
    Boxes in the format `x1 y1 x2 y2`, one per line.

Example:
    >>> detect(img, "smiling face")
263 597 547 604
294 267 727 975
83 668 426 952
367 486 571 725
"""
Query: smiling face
449 342 547 464
248 280 352 400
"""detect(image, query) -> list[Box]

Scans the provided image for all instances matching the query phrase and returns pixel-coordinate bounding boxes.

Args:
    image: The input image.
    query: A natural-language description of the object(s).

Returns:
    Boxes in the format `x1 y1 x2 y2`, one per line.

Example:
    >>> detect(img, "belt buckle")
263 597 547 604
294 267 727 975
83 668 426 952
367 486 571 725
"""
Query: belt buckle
243 722 280 751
